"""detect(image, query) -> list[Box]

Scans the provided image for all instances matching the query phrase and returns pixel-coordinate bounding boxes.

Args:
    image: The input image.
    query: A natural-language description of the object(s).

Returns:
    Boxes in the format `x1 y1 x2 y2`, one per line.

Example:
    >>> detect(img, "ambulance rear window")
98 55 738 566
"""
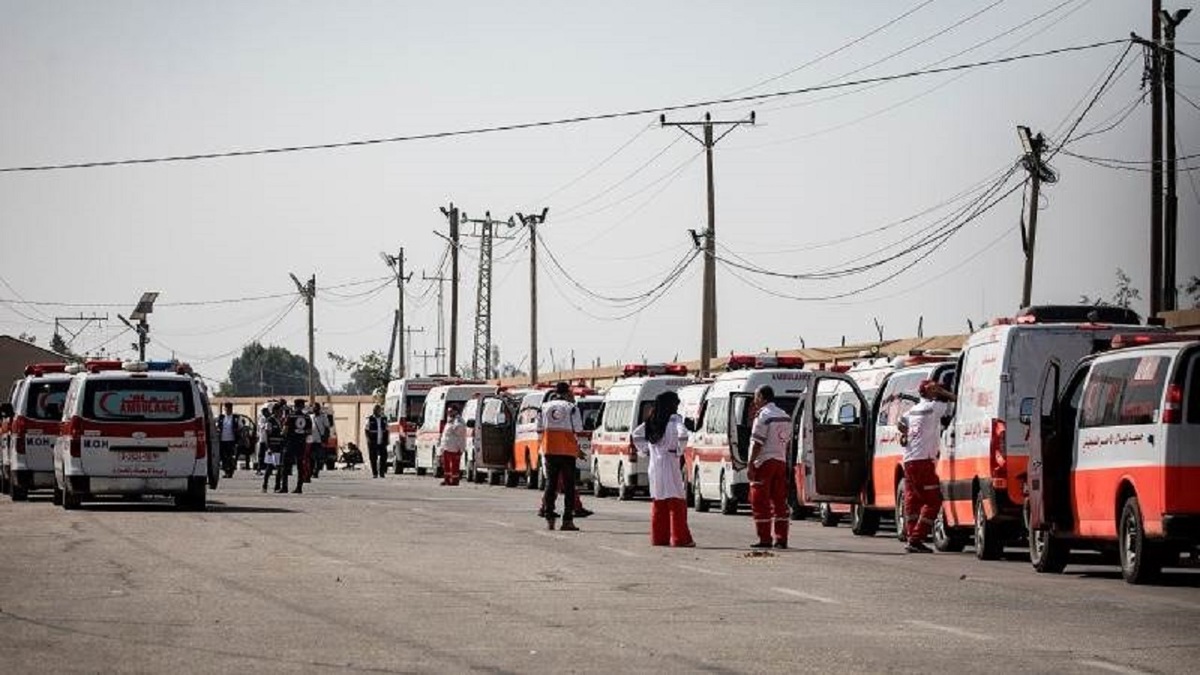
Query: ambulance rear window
24 381 69 421
82 379 196 422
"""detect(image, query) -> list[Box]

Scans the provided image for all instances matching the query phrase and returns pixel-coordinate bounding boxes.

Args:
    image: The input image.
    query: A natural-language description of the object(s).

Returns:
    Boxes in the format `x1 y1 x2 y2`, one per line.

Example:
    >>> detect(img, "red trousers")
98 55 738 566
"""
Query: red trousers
650 498 693 547
749 459 789 544
902 459 943 544
441 452 462 485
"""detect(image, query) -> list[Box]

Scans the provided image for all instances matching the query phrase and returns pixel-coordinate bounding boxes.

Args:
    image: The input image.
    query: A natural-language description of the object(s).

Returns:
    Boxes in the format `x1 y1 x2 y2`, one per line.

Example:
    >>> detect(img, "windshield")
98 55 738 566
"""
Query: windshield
82 379 196 422
24 380 69 421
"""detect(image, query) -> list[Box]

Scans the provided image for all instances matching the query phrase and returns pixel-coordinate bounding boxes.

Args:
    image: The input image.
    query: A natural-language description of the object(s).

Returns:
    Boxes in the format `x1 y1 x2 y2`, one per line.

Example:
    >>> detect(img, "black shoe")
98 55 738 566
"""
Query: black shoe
559 522 579 532
292 488 303 494
573 508 593 519
750 541 773 549
546 518 557 531
905 542 933 554
538 509 561 519
773 541 788 549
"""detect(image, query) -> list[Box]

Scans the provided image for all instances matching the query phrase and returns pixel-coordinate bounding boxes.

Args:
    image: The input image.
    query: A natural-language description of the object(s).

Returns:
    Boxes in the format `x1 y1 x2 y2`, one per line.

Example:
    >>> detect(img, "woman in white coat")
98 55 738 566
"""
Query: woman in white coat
632 391 695 547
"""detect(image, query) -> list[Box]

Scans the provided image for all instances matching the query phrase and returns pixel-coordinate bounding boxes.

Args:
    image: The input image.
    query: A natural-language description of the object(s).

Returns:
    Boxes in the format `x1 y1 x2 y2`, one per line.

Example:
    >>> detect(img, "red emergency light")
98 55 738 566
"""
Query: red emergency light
725 354 805 371
84 359 124 373
24 363 67 376
623 363 688 378
1110 333 1179 349
829 364 851 373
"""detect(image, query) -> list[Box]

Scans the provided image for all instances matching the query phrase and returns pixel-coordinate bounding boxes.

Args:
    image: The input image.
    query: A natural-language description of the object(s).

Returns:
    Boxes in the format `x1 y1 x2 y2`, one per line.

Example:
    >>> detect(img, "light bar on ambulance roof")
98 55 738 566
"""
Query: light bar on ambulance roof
145 360 178 372
24 363 68 376
85 359 124 373
622 363 688 378
123 361 150 372
1110 333 1180 349
725 354 805 371
64 363 85 375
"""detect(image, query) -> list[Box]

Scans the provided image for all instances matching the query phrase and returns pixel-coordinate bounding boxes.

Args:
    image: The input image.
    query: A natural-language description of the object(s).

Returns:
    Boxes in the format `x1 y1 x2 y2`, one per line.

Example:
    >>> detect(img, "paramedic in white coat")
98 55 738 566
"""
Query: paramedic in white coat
632 390 695 547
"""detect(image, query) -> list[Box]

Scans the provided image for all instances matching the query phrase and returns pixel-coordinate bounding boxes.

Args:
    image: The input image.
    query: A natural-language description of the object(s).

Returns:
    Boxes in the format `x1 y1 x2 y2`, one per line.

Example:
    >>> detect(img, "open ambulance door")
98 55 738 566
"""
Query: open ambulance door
1024 359 1060 532
477 395 514 467
726 392 754 469
801 375 869 504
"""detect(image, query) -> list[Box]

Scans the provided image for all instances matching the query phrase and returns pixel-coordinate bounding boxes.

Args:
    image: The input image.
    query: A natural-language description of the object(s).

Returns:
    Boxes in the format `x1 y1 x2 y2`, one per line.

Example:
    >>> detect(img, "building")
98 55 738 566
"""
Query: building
0 335 69 394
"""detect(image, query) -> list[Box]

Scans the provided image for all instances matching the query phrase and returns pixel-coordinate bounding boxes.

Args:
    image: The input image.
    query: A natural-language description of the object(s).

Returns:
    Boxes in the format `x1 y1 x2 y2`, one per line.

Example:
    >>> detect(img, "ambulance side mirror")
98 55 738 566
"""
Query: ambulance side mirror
466 419 476 428
583 417 597 432
684 418 696 433
0 402 13 419
1019 397 1035 426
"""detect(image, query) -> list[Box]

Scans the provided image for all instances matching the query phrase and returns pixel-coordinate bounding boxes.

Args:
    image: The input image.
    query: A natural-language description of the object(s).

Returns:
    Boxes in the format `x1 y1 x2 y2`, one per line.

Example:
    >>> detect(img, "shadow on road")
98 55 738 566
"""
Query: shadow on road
68 500 295 514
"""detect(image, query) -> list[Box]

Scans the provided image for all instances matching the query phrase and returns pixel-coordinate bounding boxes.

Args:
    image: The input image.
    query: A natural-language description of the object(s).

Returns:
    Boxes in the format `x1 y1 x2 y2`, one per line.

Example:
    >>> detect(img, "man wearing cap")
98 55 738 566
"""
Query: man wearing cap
538 382 584 531
896 380 956 553
282 398 311 494
747 385 792 549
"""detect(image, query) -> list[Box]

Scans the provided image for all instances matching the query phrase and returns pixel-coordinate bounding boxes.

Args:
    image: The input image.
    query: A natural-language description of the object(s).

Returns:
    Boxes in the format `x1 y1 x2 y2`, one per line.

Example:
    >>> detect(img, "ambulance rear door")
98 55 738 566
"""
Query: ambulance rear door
1025 358 1061 532
725 392 754 468
477 395 514 467
801 374 869 503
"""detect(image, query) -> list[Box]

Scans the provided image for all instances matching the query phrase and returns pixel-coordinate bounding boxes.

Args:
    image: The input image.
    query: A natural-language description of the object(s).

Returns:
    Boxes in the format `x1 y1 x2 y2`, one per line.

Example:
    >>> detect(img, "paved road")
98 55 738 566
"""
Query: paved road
0 469 1197 674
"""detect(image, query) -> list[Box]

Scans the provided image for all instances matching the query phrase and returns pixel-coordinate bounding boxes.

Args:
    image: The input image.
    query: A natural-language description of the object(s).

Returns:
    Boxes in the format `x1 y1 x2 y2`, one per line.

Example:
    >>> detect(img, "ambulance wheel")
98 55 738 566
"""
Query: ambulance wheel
617 463 632 501
0 467 9 494
1030 528 1068 574
850 503 879 536
819 503 839 527
52 482 63 506
525 454 540 490
62 481 82 510
416 467 427 477
489 471 502 486
11 483 28 502
685 474 695 507
1119 496 1162 584
434 465 444 479
504 469 520 488
719 472 737 515
895 480 908 542
932 507 967 553
694 471 710 512
973 494 1004 561
393 460 405 475
593 465 611 498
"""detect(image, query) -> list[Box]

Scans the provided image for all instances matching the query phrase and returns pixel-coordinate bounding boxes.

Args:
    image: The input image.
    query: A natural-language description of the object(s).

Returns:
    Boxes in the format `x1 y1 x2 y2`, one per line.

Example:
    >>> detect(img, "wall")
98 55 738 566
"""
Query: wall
211 395 376 451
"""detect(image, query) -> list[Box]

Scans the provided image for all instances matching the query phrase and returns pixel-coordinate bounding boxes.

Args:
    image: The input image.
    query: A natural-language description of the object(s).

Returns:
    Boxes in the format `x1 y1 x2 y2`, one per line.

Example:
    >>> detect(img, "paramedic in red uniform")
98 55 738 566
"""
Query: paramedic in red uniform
632 390 694 547
748 385 791 549
539 382 583 531
439 405 467 485
896 380 955 554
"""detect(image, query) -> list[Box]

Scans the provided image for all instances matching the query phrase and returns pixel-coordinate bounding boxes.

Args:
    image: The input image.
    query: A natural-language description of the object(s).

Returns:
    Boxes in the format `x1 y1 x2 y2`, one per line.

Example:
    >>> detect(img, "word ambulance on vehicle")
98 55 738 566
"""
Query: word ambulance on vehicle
686 354 806 515
591 363 695 500
384 376 453 474
414 382 497 477
1027 334 1199 584
847 352 958 541
52 360 217 510
1 363 72 501
939 305 1170 560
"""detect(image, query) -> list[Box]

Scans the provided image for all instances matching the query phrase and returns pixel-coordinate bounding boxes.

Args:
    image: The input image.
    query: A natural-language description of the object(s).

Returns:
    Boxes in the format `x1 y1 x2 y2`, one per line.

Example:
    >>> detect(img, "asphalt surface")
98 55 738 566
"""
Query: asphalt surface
0 467 1197 674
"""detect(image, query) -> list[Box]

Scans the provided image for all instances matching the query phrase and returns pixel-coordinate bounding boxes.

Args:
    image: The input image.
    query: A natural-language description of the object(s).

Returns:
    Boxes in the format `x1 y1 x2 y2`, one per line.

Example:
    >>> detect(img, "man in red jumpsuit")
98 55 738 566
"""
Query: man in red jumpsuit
897 380 955 554
748 385 791 549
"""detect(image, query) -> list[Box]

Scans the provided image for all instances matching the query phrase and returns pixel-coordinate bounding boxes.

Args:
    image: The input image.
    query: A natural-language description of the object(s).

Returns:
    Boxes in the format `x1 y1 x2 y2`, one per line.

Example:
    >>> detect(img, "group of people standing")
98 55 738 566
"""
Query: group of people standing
253 398 332 494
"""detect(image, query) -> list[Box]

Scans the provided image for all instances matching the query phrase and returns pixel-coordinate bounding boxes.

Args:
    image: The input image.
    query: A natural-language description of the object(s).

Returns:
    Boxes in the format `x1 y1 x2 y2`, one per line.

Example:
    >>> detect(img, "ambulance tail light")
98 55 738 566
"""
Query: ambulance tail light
1111 333 1178 349
829 364 851 373
1163 384 1183 424
192 418 208 459
65 416 83 458
85 359 124 373
11 416 26 455
627 440 637 463
989 419 1007 489
24 363 67 376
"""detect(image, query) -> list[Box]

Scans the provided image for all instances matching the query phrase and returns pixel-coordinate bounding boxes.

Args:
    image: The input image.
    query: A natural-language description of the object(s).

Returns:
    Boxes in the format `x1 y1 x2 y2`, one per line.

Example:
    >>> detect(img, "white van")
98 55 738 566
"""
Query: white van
414 383 497 476
940 308 1167 559
686 355 806 515
1 363 72 500
383 376 453 474
52 360 214 510
591 364 695 500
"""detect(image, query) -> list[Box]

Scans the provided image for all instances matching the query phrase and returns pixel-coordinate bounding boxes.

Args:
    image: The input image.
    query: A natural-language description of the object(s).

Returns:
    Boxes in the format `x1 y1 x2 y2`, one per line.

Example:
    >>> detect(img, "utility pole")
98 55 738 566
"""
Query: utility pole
1162 7 1191 311
438 204 461 376
461 210 515 380
1018 125 1050 308
402 325 425 377
423 268 450 374
54 314 108 352
290 273 316 403
1151 0 1165 318
118 292 157 361
517 208 549 386
662 111 755 376
382 249 412 377
413 349 438 376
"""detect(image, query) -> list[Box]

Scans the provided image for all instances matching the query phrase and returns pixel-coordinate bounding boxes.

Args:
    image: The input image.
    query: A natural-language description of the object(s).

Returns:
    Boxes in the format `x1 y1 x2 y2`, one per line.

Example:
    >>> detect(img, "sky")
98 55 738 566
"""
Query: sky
1 0 1197 390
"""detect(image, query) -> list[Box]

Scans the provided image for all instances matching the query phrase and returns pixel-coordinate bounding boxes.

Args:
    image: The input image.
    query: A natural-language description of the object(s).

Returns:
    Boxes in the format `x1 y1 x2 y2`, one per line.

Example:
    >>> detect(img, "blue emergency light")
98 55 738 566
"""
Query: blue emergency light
145 360 178 372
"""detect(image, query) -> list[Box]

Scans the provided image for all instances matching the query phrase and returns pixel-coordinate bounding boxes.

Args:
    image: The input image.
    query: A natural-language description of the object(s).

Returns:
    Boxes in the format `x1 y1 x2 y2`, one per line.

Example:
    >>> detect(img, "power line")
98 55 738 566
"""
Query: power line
0 40 1128 173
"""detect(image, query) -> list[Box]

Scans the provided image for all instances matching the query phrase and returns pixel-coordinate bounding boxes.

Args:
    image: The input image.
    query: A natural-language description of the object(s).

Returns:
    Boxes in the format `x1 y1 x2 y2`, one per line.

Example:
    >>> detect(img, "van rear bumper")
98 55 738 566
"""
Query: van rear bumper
75 477 191 495
13 470 55 490
1162 514 1200 543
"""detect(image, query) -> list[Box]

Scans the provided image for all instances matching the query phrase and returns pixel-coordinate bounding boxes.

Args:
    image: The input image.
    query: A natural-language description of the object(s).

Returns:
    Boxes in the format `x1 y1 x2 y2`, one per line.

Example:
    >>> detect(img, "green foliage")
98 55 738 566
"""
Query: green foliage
50 333 75 358
1079 268 1141 309
224 342 327 397
328 350 391 396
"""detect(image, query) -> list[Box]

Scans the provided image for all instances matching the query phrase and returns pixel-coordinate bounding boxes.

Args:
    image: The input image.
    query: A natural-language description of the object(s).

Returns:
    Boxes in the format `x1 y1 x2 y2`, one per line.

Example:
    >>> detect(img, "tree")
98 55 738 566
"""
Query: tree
1185 276 1200 309
221 342 327 397
328 350 390 396
50 333 76 358
1080 268 1141 309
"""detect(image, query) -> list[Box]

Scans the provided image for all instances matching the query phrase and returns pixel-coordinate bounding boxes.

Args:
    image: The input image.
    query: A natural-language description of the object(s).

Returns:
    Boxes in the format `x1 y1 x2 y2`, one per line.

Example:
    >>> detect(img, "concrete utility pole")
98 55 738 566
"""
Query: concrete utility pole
1151 0 1165 318
382 249 412 377
423 268 450 374
438 204 461 376
402 325 425 377
461 211 515 380
1162 6 1191 311
290 273 316 403
661 111 755 376
1017 125 1049 308
517 208 549 386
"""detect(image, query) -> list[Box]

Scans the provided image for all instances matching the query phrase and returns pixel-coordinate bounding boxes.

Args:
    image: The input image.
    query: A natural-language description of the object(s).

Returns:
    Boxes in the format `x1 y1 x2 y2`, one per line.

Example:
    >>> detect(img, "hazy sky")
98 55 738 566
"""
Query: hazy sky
1 0 1197 388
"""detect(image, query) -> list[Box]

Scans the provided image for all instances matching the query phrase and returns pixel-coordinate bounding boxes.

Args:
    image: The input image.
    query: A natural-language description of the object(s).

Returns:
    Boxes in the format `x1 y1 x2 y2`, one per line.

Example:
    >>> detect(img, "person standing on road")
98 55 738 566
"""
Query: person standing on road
310 402 329 479
539 382 583 531
256 406 271 475
365 405 389 478
439 405 467 485
217 402 238 479
747 385 791 549
896 380 955 554
282 398 311 494
632 390 694 547
262 403 285 493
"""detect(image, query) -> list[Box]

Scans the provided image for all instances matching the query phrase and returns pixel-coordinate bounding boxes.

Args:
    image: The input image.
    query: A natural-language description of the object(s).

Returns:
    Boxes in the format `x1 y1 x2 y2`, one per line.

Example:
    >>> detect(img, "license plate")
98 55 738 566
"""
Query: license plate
113 447 166 463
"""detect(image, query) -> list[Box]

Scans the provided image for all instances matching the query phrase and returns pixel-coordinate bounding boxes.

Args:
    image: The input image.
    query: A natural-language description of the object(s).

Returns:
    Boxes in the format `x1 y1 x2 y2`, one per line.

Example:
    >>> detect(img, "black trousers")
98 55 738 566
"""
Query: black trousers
219 441 237 476
367 442 387 477
282 445 303 491
542 455 577 521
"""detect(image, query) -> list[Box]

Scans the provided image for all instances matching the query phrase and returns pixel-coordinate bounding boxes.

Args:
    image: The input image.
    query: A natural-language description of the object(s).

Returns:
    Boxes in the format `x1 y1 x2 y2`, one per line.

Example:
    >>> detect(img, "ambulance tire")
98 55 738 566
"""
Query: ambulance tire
1030 528 1068 574
11 481 28 502
818 503 839 527
489 470 503 486
525 453 540 490
1119 496 1162 584
895 480 908 542
435 465 444 479
694 470 710 512
0 467 9 494
685 475 695 508
850 503 879 536
973 495 1004 561
393 459 405 475
62 480 82 510
932 507 967 553
52 482 63 506
617 463 633 501
176 480 207 511
504 469 520 488
416 467 427 476
719 473 737 515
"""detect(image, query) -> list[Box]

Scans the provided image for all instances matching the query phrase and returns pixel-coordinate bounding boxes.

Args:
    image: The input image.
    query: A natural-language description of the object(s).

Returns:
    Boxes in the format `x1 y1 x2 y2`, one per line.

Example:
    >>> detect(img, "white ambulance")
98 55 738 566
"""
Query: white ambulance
384 376 453 474
939 305 1168 560
677 381 712 507
687 354 806 515
1 363 72 500
52 360 215 510
463 387 530 485
1028 334 1199 583
414 382 497 477
591 364 695 500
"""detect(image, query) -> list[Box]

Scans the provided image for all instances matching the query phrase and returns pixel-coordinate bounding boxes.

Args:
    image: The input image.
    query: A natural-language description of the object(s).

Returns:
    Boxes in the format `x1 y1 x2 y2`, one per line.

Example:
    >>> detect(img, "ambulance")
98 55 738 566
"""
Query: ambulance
512 385 605 490
1 363 72 501
790 373 872 526
591 364 695 500
464 388 528 485
384 376 454 474
687 355 806 515
939 306 1167 560
414 382 497 477
1027 335 1198 583
847 356 958 539
676 381 712 507
52 360 215 510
